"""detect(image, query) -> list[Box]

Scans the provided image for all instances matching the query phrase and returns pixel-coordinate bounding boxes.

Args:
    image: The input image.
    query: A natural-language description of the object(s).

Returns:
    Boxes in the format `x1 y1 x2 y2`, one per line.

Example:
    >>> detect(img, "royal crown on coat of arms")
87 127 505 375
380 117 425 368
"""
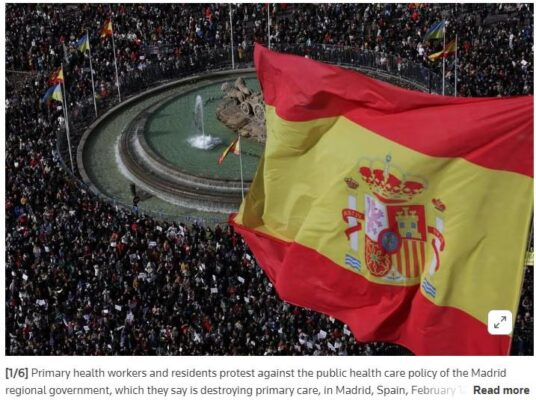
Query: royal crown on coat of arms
358 157 427 203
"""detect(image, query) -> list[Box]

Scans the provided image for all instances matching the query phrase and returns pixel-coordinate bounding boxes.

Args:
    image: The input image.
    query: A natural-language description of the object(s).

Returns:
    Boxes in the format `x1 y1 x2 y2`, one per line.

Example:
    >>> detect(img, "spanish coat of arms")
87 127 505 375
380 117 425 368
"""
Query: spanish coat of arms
342 156 446 293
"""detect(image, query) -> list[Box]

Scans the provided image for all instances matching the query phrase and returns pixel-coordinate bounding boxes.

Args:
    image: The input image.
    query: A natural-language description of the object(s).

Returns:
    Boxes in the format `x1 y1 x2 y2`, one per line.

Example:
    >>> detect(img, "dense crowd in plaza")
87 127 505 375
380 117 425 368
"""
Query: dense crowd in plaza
5 3 534 355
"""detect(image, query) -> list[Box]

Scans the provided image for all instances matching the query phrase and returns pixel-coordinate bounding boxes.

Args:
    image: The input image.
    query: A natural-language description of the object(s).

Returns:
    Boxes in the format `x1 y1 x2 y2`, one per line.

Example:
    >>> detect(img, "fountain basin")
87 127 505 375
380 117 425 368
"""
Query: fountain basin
78 69 263 219
118 100 246 213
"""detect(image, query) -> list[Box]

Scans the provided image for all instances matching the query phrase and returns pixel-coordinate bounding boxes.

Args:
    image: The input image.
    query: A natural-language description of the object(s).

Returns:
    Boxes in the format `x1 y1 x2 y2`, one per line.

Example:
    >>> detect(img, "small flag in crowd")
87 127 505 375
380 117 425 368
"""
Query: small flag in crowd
41 84 62 103
100 19 113 38
76 34 90 53
41 85 56 103
48 66 64 85
100 18 121 102
428 39 457 61
218 137 240 165
51 84 63 102
424 20 446 41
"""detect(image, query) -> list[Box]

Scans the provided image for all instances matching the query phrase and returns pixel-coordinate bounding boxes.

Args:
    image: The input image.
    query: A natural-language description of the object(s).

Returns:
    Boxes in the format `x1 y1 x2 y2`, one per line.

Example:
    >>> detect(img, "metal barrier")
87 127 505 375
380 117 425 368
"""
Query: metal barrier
57 44 450 224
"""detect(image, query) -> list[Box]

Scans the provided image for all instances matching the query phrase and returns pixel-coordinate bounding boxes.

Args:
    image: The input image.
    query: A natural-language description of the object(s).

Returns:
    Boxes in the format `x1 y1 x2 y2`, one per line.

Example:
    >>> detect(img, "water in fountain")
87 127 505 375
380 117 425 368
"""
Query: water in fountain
187 95 222 150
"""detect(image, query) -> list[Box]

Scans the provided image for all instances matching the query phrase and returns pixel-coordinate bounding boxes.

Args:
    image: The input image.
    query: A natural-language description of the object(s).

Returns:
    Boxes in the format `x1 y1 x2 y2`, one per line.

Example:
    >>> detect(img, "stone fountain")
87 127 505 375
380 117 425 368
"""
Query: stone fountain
187 95 222 150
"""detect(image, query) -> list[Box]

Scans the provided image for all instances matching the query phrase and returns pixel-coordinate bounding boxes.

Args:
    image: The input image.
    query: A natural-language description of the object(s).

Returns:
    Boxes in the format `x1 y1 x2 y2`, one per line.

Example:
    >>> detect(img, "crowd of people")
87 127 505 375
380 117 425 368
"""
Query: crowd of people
6 4 533 98
266 3 533 96
5 4 533 355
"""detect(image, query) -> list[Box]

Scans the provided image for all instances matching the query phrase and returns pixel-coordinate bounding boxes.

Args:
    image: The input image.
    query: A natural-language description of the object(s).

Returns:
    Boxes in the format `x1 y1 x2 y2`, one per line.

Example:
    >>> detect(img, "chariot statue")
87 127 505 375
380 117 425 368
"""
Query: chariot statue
217 77 266 142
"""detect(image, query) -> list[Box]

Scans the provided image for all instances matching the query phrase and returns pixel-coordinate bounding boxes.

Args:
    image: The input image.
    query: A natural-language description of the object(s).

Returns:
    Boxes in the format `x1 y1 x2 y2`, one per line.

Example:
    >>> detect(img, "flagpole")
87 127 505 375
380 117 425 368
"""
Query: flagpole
267 3 271 49
87 30 98 117
60 63 74 171
111 18 122 102
229 4 235 69
454 34 458 97
442 27 446 95
62 40 69 65
238 136 245 200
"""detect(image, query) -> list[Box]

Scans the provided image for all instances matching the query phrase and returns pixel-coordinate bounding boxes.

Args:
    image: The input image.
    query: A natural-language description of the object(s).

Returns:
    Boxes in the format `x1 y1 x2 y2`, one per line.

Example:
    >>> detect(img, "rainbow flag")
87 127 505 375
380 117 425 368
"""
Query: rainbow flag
231 45 533 355
428 39 457 61
218 137 240 165
424 21 446 41
100 19 113 38
48 66 64 85
76 34 90 53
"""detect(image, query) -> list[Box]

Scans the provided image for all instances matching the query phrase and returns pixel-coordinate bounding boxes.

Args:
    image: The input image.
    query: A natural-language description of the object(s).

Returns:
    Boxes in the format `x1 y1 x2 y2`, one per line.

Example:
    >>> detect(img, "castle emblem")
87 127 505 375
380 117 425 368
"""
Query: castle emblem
342 155 446 287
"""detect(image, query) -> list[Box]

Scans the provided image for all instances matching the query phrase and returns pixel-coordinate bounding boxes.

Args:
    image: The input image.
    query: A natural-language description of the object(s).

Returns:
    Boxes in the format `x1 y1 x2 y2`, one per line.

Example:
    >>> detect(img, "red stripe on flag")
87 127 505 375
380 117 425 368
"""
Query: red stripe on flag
254 45 533 177
231 215 510 355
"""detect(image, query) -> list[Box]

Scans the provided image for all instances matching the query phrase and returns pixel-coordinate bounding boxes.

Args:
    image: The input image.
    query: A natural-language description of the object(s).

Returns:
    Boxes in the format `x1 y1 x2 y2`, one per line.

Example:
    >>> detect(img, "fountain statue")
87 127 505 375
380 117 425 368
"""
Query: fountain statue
187 95 222 150
217 77 267 143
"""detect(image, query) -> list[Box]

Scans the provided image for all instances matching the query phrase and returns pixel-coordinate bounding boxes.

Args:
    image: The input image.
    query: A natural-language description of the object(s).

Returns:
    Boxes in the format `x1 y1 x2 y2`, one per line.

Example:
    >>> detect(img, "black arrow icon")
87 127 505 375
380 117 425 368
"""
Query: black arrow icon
493 316 508 329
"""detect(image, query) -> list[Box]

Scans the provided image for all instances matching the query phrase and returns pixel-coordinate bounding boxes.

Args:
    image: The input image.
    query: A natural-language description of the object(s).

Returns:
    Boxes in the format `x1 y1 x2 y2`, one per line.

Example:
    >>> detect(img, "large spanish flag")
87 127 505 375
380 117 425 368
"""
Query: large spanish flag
231 45 533 355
